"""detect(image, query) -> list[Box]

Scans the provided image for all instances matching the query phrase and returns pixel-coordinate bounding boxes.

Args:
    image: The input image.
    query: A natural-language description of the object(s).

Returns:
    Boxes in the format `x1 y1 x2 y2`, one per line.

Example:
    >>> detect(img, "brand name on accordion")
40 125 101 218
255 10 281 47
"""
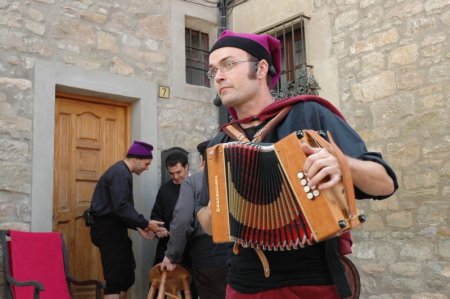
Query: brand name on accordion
214 175 220 212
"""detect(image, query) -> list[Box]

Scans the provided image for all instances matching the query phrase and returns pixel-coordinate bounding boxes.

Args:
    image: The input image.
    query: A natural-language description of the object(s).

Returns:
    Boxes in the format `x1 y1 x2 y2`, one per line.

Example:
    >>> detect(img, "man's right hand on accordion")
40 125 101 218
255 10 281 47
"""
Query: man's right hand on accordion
301 142 343 191
301 141 395 196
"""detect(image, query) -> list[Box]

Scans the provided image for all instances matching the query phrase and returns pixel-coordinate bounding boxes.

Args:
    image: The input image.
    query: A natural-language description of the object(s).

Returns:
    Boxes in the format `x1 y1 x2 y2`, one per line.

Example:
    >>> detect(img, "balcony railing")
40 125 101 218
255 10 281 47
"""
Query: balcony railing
258 13 321 99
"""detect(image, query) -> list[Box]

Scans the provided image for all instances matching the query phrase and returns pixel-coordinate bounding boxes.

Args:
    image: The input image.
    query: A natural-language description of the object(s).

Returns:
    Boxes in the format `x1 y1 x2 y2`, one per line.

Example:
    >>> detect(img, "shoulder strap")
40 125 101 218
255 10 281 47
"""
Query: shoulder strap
326 238 353 298
222 106 292 142
222 124 249 142
252 106 292 142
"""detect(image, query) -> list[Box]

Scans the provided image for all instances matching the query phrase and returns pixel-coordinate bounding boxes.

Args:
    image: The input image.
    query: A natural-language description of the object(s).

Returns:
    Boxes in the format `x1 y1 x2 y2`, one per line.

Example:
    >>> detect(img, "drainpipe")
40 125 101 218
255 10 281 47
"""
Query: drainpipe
214 0 229 124
218 0 227 34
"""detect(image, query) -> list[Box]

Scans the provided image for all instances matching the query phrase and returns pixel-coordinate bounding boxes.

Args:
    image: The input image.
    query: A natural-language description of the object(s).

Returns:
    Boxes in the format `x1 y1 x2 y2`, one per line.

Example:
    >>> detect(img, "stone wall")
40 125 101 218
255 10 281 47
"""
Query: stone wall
0 0 218 297
0 0 218 224
317 0 450 297
231 0 449 297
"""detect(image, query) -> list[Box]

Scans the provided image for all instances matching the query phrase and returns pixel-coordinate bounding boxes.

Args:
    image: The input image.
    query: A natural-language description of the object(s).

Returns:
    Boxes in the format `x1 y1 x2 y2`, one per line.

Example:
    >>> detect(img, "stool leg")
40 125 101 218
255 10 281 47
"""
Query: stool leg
181 275 191 299
168 285 176 296
157 271 168 299
147 280 157 299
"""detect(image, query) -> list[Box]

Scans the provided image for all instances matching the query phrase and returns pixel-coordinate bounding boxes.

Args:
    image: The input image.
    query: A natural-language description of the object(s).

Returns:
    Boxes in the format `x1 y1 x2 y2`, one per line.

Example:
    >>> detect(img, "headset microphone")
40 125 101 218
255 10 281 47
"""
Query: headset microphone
213 94 222 107
269 65 277 76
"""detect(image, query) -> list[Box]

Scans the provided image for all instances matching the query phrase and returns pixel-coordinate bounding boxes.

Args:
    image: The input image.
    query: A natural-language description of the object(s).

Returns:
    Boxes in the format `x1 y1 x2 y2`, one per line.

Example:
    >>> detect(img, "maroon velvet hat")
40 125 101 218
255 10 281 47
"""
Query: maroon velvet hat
127 141 153 159
210 30 281 88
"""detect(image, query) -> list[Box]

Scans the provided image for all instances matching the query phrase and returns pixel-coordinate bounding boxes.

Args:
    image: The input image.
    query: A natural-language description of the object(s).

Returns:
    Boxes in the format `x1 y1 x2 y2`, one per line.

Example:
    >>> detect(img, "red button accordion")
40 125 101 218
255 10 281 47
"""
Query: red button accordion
206 130 366 250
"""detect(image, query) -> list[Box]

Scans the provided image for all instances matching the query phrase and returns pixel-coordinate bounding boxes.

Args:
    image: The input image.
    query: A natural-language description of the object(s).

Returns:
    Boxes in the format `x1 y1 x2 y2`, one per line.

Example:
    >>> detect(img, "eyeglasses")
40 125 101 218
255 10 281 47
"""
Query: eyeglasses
207 60 257 80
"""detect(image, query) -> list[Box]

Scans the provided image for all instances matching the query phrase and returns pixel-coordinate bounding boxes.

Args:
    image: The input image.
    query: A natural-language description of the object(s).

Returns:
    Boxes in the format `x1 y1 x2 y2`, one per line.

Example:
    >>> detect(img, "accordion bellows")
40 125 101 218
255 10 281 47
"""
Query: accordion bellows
207 130 366 251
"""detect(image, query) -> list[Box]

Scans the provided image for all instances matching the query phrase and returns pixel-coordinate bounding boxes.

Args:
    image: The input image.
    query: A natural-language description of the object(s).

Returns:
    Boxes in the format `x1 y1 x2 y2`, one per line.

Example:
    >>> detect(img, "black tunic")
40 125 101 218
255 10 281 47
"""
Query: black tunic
90 160 148 229
196 100 398 293
89 160 149 293
150 179 182 264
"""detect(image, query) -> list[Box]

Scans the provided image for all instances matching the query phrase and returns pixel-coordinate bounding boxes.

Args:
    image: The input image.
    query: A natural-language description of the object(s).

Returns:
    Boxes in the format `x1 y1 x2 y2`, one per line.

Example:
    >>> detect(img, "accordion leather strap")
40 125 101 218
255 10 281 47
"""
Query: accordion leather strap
233 243 270 278
326 132 357 221
255 248 271 278
222 124 248 142
304 130 358 226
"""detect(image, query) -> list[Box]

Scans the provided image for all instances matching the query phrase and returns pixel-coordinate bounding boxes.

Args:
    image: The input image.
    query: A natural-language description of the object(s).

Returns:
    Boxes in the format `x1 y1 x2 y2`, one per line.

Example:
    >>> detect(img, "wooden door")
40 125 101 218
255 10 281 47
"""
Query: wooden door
54 94 130 299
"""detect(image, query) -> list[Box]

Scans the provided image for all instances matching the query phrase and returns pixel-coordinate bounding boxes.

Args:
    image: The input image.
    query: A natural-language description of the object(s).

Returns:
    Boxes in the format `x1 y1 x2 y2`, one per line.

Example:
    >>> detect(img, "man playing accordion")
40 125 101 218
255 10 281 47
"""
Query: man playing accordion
196 30 398 299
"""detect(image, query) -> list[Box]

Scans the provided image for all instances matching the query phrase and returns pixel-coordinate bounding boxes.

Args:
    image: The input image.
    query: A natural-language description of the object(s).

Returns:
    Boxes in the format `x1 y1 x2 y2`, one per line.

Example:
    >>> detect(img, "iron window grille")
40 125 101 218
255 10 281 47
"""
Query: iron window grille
185 28 210 87
257 14 320 99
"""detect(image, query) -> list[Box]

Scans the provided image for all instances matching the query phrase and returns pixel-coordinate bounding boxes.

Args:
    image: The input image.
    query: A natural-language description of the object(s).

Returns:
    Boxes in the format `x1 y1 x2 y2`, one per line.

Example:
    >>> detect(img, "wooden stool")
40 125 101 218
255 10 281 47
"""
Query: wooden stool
147 263 192 299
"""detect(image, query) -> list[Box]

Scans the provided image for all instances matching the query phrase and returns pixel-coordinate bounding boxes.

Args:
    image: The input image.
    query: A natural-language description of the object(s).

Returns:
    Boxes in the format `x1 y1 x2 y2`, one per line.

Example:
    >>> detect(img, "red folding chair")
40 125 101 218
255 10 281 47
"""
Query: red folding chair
0 230 104 299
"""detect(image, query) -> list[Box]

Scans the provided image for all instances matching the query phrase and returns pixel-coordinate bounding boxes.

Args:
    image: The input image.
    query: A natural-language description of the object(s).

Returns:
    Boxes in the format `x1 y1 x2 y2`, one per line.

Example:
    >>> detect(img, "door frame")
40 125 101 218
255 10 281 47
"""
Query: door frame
32 59 158 299
54 93 131 298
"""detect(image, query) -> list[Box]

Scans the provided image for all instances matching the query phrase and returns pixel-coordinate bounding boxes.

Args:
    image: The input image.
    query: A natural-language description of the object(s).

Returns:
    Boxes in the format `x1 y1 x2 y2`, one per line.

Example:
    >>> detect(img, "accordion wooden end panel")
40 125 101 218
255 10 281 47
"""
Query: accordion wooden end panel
207 144 231 243
206 130 366 250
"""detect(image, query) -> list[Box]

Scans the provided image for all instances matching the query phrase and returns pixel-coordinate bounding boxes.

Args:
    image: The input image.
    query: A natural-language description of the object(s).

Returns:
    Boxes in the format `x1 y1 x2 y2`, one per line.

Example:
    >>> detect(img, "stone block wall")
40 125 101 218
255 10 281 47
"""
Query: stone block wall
316 0 450 297
0 0 218 227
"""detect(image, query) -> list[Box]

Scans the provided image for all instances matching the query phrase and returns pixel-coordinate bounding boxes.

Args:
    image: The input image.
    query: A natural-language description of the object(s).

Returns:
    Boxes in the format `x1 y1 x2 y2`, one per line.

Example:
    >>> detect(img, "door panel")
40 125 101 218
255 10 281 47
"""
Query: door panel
54 95 129 299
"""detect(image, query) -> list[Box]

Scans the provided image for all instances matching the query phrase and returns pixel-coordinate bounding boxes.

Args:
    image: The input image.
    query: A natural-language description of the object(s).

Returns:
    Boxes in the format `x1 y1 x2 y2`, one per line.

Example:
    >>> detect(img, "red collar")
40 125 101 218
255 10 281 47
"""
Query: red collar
221 95 345 130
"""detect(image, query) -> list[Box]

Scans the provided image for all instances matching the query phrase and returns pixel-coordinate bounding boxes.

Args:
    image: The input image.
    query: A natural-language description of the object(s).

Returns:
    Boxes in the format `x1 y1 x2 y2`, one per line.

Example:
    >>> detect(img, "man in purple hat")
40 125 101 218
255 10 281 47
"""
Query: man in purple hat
196 30 398 298
89 140 167 299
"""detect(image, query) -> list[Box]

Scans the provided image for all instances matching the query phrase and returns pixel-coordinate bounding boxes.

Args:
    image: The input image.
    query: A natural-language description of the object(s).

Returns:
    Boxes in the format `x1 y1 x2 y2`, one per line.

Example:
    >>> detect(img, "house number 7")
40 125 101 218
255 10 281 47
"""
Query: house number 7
159 86 170 99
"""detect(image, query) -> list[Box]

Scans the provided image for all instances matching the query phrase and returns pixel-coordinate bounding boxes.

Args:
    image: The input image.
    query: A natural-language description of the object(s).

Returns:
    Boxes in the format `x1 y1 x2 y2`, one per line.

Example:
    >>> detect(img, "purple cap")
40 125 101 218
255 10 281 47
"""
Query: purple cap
210 30 281 88
127 141 154 159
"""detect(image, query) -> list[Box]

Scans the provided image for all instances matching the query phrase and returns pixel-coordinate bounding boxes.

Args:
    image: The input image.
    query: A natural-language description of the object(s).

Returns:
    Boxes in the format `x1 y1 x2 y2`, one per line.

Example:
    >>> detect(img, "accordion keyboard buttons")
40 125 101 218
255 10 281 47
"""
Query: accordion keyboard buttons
298 171 319 200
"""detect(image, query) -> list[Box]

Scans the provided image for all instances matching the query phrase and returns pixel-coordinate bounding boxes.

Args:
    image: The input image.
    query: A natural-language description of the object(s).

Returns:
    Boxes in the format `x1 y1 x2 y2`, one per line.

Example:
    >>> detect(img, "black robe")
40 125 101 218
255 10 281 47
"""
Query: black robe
150 179 182 264
90 160 148 229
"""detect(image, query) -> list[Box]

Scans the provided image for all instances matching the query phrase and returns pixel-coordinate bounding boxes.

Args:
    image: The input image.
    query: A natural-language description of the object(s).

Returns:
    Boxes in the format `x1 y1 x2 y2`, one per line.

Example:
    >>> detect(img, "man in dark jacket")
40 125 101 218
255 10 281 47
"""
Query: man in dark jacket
90 141 165 299
160 140 229 299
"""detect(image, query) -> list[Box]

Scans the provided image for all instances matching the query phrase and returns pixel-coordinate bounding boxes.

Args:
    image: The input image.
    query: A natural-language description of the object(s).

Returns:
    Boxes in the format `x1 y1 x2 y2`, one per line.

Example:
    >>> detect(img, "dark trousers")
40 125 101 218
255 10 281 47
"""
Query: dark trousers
90 214 135 294
193 266 228 299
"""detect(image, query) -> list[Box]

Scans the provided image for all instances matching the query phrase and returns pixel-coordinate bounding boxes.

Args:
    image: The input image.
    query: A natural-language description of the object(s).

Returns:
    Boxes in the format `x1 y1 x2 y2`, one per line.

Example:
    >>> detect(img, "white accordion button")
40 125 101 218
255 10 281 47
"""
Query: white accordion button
297 172 305 179
307 192 314 199
313 190 320 197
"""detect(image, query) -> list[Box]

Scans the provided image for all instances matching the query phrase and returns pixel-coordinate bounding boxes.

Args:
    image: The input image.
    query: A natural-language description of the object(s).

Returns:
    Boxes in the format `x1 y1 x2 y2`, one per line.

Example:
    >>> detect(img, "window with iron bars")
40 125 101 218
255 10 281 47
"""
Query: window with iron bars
185 28 210 87
257 14 320 99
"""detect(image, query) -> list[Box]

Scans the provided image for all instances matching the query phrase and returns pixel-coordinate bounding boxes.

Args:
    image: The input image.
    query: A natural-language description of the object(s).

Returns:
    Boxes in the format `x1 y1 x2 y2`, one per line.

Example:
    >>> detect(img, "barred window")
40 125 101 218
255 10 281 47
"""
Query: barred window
185 28 210 87
258 14 320 98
